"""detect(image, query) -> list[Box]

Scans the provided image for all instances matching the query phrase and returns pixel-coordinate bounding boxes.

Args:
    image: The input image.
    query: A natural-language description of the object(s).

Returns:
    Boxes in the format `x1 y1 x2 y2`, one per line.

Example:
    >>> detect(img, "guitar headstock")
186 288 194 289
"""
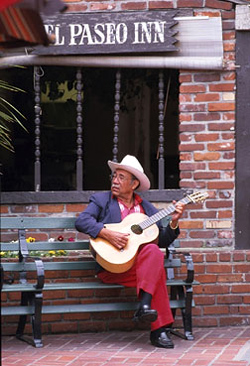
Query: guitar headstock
187 191 209 204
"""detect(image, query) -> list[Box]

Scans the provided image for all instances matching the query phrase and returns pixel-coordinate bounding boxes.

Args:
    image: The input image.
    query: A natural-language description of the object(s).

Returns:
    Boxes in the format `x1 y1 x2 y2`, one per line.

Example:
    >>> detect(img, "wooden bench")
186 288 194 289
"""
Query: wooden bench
1 216 199 348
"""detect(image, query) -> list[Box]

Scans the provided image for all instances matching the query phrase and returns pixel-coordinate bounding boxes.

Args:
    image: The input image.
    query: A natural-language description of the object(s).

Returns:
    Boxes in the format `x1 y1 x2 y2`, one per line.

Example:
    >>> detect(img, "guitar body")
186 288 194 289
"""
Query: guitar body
89 213 159 273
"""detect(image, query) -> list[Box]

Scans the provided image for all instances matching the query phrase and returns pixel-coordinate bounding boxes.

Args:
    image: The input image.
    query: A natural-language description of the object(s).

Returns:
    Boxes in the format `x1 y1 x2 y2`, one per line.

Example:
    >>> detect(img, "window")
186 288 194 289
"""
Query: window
0 66 180 194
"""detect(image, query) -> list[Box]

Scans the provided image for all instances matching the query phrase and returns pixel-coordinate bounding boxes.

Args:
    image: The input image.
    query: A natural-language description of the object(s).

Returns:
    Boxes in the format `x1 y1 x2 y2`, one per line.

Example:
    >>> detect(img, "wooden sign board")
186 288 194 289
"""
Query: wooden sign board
32 11 178 55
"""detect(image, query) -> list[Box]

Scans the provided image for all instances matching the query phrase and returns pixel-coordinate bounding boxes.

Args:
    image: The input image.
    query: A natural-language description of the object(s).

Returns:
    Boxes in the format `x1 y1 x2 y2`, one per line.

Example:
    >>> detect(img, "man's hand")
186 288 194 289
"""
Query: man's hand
170 200 185 229
99 228 130 250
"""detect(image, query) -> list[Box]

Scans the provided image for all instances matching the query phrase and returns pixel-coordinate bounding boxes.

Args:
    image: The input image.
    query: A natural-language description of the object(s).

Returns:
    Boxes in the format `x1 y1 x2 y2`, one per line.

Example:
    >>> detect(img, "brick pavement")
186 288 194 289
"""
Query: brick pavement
2 326 250 366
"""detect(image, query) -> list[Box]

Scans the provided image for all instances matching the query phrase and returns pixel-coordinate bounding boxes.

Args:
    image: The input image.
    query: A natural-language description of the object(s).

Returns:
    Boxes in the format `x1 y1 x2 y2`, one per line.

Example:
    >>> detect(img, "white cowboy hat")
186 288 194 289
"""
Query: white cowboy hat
108 155 150 192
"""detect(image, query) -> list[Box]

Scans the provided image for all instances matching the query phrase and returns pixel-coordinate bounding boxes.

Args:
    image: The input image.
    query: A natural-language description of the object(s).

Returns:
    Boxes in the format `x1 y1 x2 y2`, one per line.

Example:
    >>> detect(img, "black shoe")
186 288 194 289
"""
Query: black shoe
150 330 174 349
133 305 158 323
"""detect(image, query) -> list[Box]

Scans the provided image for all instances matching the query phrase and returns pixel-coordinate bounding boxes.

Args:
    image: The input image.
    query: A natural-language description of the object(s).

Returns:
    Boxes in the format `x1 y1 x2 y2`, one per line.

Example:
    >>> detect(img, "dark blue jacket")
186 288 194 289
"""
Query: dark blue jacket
75 191 179 248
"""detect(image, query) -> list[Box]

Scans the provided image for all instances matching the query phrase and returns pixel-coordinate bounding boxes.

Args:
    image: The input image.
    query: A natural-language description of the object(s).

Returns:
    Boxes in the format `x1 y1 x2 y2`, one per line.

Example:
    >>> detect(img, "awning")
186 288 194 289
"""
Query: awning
0 16 225 70
0 0 67 49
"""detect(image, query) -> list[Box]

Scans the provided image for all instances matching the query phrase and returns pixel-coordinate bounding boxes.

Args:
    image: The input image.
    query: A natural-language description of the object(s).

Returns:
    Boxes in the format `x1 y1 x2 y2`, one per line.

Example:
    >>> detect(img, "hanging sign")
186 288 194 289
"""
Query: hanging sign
32 11 177 55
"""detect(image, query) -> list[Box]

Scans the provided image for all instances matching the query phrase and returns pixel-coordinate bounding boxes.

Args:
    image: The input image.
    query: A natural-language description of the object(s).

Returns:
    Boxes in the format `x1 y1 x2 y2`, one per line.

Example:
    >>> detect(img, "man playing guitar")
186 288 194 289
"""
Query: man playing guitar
75 155 185 349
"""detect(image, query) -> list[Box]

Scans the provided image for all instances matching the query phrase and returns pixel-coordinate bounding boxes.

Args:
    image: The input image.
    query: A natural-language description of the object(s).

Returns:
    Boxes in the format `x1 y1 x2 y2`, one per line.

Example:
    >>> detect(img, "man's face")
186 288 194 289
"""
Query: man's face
110 169 138 198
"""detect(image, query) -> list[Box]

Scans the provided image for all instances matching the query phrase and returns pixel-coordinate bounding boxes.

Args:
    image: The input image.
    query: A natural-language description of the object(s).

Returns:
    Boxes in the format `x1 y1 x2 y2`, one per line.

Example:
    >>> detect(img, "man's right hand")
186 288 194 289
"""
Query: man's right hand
99 228 130 250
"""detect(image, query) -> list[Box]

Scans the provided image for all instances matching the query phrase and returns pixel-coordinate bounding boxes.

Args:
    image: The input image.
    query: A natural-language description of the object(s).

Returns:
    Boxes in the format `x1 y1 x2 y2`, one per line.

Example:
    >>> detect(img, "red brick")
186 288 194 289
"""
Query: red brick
180 103 206 112
180 152 192 161
217 295 243 304
179 113 192 122
221 9 235 20
190 211 217 219
206 200 233 209
194 172 220 179
209 83 235 92
231 284 250 293
66 204 86 212
180 162 206 170
208 103 235 112
177 0 203 7
207 181 234 189
217 274 243 283
204 306 229 315
209 162 234 170
179 124 205 132
179 94 192 103
218 230 233 239
195 274 217 283
195 297 216 307
205 254 218 263
218 210 233 219
203 284 230 294
223 72 235 81
207 264 233 273
180 143 204 151
195 133 219 142
0 206 9 213
205 0 233 10
65 4 88 12
243 296 250 304
239 306 250 314
189 230 215 239
208 142 235 151
149 1 174 9
179 74 192 83
180 85 206 93
194 10 221 17
234 264 250 274
194 112 220 121
193 317 218 327
90 3 116 10
195 93 220 102
38 204 64 213
208 122 234 131
233 252 245 261
220 317 246 326
51 322 78 333
194 152 221 161
121 2 147 10
223 31 236 40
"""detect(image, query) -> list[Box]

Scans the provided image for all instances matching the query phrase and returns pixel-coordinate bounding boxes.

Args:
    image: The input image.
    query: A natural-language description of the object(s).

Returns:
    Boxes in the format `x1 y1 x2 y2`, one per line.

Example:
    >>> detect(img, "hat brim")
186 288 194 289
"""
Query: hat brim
108 160 150 192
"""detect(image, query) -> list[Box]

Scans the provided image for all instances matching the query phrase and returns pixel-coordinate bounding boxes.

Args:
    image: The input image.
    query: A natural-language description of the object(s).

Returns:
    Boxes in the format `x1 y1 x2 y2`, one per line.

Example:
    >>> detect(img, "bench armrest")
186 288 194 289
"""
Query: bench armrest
18 228 44 289
167 243 194 283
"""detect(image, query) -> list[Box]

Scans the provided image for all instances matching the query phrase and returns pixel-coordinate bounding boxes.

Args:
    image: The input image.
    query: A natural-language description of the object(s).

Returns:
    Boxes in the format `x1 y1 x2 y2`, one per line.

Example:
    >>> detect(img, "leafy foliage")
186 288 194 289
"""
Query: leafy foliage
0 80 27 152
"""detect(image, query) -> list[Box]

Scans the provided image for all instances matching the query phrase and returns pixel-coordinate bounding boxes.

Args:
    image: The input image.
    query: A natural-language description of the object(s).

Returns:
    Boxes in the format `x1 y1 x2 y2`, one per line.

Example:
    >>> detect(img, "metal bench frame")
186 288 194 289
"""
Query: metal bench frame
1 217 199 347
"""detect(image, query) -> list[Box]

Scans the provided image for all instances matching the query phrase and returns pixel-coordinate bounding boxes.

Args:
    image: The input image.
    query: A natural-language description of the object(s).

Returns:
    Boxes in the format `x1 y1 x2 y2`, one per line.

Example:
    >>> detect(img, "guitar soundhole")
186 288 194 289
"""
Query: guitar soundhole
131 224 143 235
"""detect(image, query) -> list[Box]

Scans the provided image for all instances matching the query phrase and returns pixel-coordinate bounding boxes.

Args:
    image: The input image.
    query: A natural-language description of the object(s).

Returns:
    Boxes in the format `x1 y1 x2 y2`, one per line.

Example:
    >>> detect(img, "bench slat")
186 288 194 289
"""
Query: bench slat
1 257 182 272
1 299 195 317
1 217 76 230
2 278 199 293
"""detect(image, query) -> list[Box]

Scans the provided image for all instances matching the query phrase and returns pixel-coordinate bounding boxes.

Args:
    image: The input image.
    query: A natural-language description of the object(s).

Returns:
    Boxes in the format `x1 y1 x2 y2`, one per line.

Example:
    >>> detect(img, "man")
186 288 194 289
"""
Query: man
75 155 185 348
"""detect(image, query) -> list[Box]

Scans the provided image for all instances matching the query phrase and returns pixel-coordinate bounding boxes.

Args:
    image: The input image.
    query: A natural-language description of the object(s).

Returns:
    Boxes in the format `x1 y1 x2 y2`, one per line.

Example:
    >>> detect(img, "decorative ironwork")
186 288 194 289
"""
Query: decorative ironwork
158 70 165 189
34 66 42 192
112 69 121 162
76 68 83 191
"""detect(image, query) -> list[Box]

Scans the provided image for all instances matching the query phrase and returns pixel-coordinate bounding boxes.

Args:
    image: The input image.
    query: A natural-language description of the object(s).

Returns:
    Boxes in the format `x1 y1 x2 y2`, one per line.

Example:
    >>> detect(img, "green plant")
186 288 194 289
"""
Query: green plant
0 79 27 152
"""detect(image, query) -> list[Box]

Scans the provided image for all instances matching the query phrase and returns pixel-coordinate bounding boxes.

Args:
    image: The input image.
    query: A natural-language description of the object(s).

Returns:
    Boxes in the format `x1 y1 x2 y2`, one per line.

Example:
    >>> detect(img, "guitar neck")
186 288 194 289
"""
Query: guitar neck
140 196 191 230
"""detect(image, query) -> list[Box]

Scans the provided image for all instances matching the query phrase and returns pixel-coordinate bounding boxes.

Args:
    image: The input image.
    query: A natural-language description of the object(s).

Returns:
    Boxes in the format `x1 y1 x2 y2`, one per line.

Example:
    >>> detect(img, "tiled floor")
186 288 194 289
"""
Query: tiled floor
2 326 250 366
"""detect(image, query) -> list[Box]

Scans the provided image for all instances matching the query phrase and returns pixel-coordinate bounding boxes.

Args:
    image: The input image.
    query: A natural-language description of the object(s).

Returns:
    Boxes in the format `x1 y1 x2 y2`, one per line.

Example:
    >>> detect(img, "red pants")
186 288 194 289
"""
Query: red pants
97 243 174 331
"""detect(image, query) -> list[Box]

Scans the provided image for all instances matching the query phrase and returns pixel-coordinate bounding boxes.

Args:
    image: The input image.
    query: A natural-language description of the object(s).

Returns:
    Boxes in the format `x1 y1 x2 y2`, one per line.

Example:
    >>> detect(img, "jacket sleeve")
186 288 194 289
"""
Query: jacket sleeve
75 193 107 238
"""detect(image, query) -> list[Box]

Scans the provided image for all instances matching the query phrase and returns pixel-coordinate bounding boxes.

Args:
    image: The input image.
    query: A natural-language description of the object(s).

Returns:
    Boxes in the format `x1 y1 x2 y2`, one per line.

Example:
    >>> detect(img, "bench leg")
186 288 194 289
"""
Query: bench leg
16 292 29 339
31 292 43 348
16 292 43 348
183 287 194 341
168 285 194 341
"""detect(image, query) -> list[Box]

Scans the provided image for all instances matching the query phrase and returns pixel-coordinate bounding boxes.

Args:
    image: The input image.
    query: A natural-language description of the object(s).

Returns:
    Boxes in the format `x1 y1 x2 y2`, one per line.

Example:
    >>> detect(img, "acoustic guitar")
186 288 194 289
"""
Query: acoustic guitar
89 191 209 273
